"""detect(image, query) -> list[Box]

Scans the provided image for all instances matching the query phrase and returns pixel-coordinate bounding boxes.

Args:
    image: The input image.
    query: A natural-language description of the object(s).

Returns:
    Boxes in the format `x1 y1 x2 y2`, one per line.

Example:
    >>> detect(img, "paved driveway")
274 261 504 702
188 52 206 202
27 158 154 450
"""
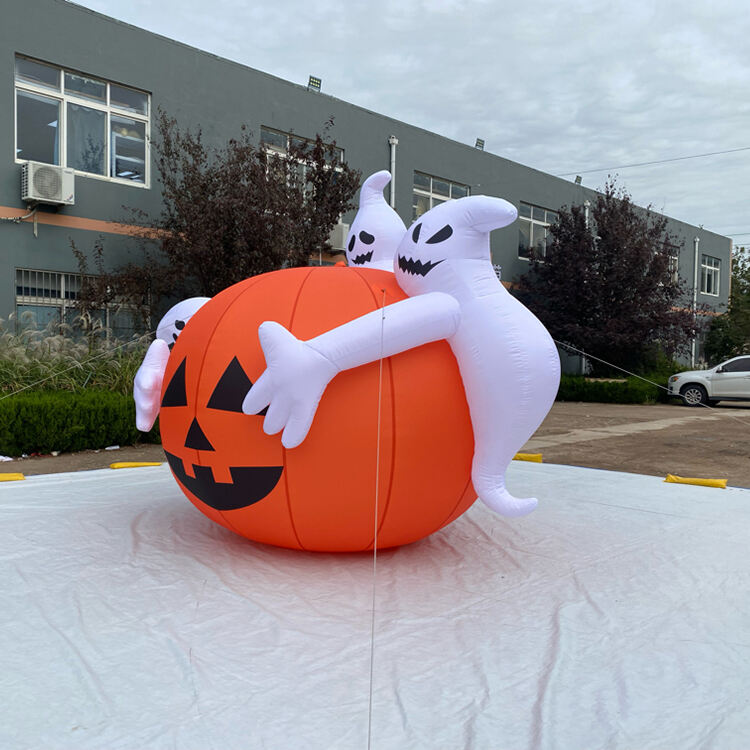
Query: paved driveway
524 401 750 488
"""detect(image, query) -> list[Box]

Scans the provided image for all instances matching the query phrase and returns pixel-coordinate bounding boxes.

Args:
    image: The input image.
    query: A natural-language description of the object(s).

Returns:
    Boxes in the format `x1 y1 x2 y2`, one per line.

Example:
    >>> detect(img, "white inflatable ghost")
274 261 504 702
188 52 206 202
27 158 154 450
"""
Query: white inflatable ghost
242 196 561 518
344 170 406 271
133 297 210 431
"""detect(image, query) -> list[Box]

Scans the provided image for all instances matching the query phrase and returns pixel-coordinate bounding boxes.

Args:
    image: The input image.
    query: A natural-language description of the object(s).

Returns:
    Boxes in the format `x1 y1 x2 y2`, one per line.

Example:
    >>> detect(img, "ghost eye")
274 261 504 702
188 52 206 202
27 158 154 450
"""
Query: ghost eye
175 319 185 330
161 358 188 407
412 223 422 242
359 231 375 245
208 356 267 416
348 235 356 252
426 224 453 244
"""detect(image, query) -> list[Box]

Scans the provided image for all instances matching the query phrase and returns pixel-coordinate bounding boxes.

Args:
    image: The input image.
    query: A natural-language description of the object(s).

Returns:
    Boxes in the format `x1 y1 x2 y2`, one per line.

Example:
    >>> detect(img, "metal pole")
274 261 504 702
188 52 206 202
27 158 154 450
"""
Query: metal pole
388 135 398 208
691 236 700 367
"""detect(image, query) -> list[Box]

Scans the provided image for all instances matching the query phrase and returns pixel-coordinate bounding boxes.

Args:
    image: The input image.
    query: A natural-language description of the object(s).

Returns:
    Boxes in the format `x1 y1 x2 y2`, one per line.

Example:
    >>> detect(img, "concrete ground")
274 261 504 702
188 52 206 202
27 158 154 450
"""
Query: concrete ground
3 400 750 488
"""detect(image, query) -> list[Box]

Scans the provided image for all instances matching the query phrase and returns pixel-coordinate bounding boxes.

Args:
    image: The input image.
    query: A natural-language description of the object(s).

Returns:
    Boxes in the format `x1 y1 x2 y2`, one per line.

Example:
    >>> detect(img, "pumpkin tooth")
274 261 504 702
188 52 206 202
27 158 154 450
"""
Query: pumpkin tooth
211 464 234 484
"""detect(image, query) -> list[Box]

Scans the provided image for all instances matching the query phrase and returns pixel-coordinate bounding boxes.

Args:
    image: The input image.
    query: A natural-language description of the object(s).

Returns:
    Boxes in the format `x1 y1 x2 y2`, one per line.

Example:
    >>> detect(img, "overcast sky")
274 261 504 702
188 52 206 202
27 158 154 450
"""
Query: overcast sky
76 0 750 244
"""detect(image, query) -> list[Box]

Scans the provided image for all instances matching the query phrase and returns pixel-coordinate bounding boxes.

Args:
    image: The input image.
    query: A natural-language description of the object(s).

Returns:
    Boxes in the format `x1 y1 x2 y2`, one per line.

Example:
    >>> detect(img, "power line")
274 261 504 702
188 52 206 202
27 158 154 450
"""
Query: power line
556 146 750 177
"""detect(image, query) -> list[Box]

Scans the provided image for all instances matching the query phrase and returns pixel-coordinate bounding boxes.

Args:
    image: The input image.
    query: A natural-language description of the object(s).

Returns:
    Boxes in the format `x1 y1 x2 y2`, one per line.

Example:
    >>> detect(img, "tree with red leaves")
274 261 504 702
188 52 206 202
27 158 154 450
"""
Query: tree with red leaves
520 180 700 374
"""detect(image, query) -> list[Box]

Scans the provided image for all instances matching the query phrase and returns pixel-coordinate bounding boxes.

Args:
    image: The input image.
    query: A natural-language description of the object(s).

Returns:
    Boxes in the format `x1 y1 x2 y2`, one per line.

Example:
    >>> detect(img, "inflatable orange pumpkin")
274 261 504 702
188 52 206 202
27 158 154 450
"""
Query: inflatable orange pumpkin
159 266 476 552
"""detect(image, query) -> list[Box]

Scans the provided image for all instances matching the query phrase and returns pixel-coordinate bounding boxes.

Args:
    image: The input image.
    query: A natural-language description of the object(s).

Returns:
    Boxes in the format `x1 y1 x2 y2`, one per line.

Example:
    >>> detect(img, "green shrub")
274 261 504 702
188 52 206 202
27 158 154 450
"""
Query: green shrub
0 390 160 457
556 375 661 404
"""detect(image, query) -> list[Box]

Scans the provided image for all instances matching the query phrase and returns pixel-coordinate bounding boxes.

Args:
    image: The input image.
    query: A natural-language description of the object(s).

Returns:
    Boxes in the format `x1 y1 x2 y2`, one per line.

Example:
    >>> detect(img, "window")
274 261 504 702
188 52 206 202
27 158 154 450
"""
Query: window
668 250 679 284
700 255 721 296
260 126 344 200
412 172 469 221
260 126 343 165
15 55 149 185
721 357 750 373
15 268 138 340
518 202 558 259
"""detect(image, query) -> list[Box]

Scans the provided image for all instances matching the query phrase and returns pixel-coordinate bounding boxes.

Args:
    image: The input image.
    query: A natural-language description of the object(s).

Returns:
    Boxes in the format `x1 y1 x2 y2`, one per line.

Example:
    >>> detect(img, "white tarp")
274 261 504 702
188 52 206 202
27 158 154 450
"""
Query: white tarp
1 462 748 749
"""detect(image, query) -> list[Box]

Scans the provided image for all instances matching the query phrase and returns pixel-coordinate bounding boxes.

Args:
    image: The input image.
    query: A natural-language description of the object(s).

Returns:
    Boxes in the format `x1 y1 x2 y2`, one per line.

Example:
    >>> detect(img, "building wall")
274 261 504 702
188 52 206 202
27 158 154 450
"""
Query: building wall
1 0 732 347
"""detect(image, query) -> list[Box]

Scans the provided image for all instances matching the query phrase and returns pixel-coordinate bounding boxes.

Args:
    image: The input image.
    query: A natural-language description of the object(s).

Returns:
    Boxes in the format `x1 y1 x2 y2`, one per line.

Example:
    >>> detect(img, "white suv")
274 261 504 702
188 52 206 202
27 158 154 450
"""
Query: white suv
668 355 750 406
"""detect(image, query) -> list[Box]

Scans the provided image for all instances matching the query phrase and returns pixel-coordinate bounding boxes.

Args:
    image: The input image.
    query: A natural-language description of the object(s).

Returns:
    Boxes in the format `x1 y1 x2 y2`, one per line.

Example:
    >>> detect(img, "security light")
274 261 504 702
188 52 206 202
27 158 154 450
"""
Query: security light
475 138 485 150
574 175 582 185
307 76 321 92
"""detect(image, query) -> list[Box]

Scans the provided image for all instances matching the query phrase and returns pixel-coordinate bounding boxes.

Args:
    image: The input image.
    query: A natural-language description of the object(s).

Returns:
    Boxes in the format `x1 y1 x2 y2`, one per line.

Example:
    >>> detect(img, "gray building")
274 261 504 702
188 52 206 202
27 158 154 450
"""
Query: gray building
2 0 731 363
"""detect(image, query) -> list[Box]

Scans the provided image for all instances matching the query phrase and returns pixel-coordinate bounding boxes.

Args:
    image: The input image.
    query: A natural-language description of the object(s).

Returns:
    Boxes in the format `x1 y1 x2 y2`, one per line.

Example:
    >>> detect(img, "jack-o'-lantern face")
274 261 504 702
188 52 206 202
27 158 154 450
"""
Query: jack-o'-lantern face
161 355 279 511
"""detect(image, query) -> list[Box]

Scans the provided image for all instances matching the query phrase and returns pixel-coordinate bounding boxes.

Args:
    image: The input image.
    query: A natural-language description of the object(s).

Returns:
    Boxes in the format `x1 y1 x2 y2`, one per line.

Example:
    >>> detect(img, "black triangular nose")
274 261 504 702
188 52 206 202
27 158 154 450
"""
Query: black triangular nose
185 418 214 451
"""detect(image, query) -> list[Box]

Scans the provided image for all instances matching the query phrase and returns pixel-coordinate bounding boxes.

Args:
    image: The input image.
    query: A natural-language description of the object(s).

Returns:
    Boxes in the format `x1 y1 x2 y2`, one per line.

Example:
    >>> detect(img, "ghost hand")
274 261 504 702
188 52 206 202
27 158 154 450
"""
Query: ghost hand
133 338 171 432
242 321 339 449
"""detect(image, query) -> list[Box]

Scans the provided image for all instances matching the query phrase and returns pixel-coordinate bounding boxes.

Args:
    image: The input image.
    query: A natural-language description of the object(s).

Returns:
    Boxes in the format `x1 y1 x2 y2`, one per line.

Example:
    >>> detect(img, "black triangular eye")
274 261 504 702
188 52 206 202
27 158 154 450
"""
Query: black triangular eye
348 234 356 252
175 319 185 330
207 357 267 416
426 224 453 244
185 418 214 451
161 358 187 407
412 223 422 242
359 230 375 245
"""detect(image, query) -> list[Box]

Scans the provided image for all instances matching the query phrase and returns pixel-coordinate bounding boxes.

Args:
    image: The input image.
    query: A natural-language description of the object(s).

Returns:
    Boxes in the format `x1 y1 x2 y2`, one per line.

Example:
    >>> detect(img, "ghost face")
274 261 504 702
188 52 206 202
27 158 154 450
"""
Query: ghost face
346 229 377 266
395 196 517 295
156 297 211 350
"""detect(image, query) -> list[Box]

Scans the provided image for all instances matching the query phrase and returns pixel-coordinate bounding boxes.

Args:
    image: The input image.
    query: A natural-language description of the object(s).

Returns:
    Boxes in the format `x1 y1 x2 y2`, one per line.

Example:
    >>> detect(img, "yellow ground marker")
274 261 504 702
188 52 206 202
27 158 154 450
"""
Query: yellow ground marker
0 473 25 482
664 474 727 489
110 462 163 470
513 453 543 463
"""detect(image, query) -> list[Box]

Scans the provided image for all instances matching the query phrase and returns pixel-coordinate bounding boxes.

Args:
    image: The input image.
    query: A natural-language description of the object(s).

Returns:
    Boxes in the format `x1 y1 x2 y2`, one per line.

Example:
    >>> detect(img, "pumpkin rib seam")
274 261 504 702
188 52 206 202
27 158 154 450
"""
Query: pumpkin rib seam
350 267 398 551
283 266 317 551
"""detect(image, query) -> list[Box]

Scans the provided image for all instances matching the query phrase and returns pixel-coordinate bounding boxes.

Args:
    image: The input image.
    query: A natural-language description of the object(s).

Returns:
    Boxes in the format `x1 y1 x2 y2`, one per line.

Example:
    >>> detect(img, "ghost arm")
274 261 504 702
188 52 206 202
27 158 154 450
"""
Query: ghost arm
242 292 461 448
133 338 171 432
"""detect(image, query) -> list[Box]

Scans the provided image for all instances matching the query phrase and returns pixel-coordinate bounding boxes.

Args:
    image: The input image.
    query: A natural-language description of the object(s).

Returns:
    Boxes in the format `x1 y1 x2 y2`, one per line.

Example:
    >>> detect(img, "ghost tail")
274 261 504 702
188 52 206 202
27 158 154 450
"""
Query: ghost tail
472 463 538 518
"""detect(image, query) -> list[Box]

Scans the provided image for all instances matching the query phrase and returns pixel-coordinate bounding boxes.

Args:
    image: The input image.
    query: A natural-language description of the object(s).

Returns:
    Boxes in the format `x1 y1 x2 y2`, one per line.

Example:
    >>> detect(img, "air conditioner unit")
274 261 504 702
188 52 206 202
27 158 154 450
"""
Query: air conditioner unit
328 221 349 251
21 162 75 206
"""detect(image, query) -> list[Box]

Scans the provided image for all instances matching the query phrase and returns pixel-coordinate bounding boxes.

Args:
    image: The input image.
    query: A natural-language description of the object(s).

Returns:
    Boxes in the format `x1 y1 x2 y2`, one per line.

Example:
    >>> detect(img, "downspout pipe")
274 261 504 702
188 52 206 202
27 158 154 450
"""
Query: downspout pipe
692 236 700 368
388 135 398 208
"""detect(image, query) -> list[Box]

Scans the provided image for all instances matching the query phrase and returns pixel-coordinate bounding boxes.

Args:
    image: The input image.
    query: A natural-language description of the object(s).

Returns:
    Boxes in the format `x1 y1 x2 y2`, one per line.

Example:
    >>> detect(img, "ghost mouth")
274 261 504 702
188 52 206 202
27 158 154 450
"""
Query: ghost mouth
350 250 374 265
165 451 283 511
397 255 444 277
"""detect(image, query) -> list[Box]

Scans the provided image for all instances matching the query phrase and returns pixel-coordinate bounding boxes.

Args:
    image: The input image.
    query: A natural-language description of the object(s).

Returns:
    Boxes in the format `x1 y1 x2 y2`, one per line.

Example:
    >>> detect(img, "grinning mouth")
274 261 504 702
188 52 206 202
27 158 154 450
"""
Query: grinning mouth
350 250 374 265
397 255 444 277
165 451 283 511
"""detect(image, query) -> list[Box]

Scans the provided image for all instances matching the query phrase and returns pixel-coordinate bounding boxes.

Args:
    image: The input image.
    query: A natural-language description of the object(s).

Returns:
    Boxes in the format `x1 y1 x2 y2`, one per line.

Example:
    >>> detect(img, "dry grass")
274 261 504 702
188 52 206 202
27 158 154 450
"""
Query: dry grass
0 312 150 397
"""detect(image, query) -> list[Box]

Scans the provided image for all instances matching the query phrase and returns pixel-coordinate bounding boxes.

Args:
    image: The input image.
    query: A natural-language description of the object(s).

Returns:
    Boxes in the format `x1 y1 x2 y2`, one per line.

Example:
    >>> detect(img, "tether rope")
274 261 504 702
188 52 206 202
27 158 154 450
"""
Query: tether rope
367 288 387 750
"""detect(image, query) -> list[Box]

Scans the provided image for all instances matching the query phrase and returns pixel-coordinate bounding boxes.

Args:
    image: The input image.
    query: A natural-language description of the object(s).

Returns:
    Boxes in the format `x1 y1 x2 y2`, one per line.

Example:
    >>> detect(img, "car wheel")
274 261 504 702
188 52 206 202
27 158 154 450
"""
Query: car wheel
680 383 709 407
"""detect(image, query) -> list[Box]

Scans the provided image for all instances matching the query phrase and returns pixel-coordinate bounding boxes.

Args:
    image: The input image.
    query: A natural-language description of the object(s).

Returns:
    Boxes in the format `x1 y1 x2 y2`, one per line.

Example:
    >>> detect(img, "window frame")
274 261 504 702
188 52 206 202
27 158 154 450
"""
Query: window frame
15 267 140 339
14 55 150 188
517 201 558 260
412 171 470 222
700 254 721 297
